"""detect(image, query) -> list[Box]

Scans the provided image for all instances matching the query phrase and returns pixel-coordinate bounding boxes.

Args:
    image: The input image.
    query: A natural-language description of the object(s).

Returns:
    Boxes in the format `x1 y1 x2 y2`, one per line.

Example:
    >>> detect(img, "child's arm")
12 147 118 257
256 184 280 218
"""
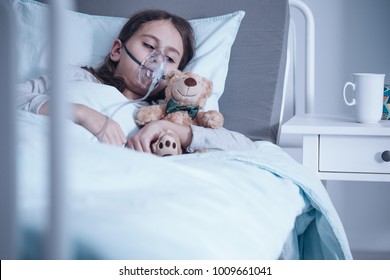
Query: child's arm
16 75 51 114
126 119 257 154
126 120 192 153
72 104 126 146
16 75 126 146
187 125 257 153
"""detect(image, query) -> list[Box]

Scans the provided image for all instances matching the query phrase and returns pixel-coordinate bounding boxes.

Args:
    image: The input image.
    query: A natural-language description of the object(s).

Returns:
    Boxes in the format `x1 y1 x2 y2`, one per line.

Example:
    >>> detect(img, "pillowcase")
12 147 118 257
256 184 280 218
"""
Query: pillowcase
10 0 244 111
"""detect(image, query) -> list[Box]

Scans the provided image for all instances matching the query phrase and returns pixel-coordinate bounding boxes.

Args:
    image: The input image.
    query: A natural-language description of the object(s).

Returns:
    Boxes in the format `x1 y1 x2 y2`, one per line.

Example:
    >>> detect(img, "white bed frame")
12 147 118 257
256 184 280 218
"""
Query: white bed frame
0 0 315 259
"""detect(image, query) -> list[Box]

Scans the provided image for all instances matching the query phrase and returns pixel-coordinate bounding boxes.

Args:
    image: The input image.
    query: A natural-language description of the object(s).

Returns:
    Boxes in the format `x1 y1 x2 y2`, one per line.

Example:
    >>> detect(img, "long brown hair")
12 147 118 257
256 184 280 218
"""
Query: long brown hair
84 9 195 93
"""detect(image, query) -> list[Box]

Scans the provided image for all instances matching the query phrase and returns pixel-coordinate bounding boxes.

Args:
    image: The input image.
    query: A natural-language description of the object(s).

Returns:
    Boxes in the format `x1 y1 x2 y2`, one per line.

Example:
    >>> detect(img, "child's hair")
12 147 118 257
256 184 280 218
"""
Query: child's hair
85 9 196 93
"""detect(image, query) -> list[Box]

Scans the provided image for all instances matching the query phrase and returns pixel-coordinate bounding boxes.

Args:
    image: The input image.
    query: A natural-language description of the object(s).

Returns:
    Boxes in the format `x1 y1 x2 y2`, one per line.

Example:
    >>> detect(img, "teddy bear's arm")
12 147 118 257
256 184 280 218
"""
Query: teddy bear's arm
196 110 224 129
135 104 166 126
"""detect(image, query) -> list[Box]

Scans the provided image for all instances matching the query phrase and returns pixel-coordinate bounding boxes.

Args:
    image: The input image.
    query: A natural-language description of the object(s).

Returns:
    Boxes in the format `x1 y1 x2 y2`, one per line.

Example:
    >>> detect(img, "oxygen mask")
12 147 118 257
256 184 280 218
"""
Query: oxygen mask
137 49 167 92
122 42 167 96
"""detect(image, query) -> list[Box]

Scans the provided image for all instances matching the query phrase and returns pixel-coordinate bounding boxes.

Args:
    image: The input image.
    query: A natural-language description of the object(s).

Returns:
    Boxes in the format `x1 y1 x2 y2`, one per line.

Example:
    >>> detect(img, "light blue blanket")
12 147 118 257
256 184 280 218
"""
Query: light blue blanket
195 144 353 259
16 111 352 259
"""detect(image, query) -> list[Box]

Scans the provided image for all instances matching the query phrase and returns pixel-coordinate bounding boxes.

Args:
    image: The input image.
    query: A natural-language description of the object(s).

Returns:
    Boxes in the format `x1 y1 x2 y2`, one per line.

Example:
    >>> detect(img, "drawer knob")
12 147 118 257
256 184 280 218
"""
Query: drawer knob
382 151 390 162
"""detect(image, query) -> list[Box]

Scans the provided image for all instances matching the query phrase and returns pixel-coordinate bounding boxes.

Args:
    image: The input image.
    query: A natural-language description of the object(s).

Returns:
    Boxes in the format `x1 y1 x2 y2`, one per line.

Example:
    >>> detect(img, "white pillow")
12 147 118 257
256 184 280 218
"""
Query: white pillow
11 0 244 111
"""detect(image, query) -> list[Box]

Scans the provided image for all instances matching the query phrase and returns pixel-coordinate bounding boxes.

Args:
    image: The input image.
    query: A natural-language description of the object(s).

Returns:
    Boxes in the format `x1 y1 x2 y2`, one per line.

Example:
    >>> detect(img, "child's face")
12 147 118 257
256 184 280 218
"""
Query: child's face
111 20 184 99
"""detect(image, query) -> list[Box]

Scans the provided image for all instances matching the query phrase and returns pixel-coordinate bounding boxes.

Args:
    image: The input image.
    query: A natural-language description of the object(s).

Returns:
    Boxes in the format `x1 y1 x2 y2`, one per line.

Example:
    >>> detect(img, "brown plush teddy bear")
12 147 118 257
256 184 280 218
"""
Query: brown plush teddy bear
135 70 224 156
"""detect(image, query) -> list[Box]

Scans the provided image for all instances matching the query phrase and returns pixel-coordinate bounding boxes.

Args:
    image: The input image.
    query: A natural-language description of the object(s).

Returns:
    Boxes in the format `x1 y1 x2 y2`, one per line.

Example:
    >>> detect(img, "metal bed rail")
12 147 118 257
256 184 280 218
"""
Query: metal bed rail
0 0 75 260
0 0 17 260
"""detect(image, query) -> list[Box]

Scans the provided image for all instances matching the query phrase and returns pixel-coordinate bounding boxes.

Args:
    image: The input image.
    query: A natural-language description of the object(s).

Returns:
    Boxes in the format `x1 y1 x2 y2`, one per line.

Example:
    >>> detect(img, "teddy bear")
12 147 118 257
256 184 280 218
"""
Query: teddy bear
135 70 224 156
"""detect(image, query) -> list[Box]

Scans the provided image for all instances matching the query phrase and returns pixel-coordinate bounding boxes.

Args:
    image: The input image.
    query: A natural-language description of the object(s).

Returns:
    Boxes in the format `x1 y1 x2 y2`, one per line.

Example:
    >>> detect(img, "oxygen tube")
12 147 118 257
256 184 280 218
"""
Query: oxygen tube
97 44 167 143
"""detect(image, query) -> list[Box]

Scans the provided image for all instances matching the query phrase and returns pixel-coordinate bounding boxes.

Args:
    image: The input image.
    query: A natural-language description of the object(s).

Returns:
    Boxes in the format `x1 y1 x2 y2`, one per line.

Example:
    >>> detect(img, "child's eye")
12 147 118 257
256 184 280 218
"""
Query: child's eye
165 56 175 63
143 43 155 50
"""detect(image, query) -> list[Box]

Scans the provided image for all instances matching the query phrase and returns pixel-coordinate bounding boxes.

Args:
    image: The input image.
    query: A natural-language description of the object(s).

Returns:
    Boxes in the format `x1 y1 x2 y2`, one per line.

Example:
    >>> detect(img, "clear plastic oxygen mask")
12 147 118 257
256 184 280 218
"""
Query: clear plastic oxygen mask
122 42 167 100
138 49 167 96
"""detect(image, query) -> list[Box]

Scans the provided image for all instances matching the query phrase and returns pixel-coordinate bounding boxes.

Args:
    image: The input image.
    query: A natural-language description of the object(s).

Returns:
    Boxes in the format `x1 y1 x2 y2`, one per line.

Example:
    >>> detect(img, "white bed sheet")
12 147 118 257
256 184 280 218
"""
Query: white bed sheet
16 110 352 259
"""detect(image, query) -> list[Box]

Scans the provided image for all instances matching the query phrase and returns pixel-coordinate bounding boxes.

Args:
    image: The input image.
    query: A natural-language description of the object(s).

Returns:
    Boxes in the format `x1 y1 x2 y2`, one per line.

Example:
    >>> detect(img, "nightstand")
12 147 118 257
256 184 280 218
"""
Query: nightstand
281 114 390 182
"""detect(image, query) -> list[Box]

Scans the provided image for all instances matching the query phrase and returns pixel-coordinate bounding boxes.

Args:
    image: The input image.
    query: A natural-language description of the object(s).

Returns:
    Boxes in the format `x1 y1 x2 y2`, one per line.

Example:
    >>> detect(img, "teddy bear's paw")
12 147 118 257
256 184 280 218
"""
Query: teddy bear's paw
135 107 162 126
152 130 182 156
202 111 224 129
135 111 148 126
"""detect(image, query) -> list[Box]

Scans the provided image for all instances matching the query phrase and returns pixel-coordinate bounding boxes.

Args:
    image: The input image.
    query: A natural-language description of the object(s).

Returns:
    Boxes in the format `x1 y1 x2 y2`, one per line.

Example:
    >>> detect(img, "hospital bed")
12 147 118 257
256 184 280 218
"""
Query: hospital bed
0 0 352 260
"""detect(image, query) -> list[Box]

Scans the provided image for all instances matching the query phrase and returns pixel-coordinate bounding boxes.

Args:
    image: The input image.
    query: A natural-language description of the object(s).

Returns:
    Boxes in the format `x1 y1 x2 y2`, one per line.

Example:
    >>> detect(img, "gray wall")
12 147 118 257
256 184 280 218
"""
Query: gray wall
295 0 390 257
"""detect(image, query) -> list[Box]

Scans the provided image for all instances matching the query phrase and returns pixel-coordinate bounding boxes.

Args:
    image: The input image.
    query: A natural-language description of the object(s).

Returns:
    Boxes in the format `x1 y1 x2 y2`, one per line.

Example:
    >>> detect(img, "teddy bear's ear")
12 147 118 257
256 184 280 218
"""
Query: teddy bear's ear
164 70 182 101
166 69 182 81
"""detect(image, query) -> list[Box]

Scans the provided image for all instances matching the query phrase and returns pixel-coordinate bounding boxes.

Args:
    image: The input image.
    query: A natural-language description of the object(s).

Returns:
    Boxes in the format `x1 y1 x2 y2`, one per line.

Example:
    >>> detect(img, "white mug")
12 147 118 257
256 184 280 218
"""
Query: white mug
343 73 385 123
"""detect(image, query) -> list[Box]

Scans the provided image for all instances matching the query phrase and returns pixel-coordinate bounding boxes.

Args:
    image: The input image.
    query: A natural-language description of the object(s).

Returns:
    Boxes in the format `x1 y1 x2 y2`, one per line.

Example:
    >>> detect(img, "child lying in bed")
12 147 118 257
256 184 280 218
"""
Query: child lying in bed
16 9 255 154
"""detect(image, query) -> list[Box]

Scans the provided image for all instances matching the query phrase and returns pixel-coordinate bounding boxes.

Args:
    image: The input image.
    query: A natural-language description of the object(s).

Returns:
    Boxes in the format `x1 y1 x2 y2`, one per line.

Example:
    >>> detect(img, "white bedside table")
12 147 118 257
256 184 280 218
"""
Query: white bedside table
281 114 390 182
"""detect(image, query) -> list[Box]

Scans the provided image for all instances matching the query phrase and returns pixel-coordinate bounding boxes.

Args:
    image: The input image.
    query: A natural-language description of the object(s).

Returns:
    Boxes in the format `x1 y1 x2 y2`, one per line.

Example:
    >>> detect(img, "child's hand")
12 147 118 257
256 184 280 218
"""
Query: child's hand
126 121 163 153
126 120 192 153
74 104 126 146
96 118 127 146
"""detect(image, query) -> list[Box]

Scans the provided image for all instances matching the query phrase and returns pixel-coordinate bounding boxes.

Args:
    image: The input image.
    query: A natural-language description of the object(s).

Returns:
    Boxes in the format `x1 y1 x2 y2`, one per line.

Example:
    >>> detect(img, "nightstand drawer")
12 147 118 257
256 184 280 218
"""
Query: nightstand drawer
319 135 390 174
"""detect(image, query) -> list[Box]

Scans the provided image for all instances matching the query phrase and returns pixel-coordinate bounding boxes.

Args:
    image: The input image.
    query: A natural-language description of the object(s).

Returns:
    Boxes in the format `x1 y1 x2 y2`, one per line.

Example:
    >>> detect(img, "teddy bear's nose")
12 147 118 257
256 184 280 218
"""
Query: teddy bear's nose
184 77 197 87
